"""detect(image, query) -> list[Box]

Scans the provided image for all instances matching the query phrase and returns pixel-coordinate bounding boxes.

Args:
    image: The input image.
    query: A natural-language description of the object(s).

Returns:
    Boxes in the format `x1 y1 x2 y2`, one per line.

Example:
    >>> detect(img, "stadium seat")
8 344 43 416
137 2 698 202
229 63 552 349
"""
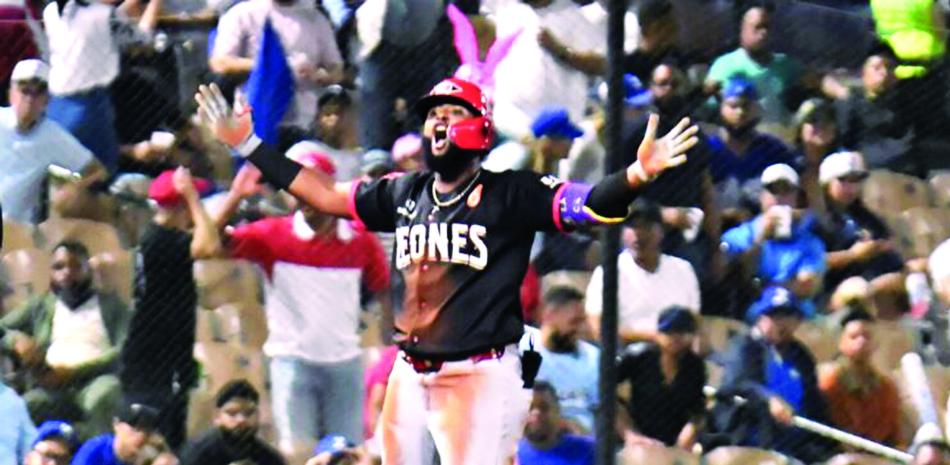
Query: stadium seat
193 341 267 395
896 207 950 259
193 259 262 309
702 446 802 465
699 316 748 356
871 321 915 372
825 452 900 465
795 321 837 363
90 250 134 307
928 171 950 207
1 248 50 312
37 218 123 255
617 443 700 465
862 170 933 218
1 218 35 252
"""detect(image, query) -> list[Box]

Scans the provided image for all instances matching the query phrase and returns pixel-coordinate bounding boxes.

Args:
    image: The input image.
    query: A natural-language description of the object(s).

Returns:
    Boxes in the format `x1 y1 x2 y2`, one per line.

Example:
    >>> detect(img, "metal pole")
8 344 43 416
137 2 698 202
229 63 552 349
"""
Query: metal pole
596 0 625 462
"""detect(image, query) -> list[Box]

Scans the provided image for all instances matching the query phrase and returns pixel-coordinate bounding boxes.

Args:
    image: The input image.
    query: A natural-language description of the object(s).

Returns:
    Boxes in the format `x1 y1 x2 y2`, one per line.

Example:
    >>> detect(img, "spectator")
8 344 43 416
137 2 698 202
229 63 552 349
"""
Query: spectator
617 307 706 448
24 420 79 465
517 381 595 465
792 98 839 173
0 241 128 437
910 423 950 465
521 287 600 434
703 1 805 124
818 307 902 447
710 286 835 463
623 0 689 83
489 0 606 138
0 59 108 224
120 168 221 450
306 435 372 465
721 163 826 318
813 151 903 295
213 154 389 450
835 43 913 171
0 372 35 465
43 0 162 172
362 345 399 452
586 200 700 343
484 106 583 175
180 380 285 465
0 0 42 107
71 401 160 465
705 78 796 217
210 0 343 130
285 85 362 181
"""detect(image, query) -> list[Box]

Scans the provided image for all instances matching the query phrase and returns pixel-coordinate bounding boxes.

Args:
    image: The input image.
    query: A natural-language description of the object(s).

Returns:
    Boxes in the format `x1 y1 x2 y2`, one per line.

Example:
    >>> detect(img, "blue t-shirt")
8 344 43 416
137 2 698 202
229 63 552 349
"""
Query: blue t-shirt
517 435 596 465
765 346 805 412
520 327 600 433
72 434 125 465
706 133 796 186
722 214 826 318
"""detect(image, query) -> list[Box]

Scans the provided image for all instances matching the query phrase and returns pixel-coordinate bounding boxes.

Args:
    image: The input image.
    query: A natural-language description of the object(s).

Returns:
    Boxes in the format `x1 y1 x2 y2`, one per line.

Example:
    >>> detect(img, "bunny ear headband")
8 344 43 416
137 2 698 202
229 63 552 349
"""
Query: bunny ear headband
446 3 522 95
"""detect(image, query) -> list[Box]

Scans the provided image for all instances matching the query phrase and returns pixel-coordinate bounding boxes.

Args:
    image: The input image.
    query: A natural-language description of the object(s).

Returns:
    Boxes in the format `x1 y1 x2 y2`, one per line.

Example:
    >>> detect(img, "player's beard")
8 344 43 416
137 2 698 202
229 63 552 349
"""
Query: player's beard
422 138 482 183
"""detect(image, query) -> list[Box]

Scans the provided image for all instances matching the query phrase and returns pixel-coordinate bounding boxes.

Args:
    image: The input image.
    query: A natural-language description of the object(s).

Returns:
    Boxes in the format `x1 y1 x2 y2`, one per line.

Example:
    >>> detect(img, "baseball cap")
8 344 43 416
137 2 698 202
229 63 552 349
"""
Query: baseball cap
11 59 49 84
596 74 654 109
318 84 352 109
392 133 423 164
115 402 161 431
819 151 868 185
32 421 79 451
361 149 393 175
657 306 697 333
531 107 583 140
721 76 758 100
793 98 836 129
285 141 337 176
746 286 803 322
314 434 354 459
148 169 214 208
625 199 662 226
760 163 800 188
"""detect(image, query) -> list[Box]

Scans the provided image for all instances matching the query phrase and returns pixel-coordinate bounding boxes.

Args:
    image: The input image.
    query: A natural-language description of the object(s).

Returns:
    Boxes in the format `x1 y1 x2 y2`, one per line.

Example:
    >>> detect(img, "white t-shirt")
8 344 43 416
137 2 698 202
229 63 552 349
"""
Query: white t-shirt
585 251 700 333
489 0 605 139
0 108 94 223
46 296 111 368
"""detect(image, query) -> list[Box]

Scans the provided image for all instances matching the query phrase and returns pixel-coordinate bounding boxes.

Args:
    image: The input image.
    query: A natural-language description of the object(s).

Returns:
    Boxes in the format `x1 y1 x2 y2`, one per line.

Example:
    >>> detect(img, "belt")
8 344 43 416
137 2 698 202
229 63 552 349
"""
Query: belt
402 345 507 373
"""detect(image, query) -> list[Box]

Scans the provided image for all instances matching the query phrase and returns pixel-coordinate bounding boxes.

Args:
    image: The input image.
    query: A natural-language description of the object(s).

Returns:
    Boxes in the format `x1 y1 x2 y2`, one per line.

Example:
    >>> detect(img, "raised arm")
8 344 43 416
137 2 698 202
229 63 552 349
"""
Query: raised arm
195 84 353 218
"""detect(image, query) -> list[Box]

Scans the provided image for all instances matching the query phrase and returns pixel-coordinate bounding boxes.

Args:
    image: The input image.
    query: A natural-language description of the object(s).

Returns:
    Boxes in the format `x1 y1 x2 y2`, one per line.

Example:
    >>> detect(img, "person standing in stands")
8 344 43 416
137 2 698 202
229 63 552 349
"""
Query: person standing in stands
120 167 221 450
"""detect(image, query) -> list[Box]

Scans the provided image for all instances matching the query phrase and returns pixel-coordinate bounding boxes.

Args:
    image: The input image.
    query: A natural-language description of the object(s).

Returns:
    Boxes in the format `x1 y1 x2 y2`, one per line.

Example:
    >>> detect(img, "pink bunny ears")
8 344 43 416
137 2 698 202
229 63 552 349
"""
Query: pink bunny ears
446 4 521 96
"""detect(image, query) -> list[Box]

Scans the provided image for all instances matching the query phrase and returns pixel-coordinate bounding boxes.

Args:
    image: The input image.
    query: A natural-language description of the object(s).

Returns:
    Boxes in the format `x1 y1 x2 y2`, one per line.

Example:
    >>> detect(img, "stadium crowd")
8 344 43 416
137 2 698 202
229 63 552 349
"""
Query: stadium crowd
3 0 950 463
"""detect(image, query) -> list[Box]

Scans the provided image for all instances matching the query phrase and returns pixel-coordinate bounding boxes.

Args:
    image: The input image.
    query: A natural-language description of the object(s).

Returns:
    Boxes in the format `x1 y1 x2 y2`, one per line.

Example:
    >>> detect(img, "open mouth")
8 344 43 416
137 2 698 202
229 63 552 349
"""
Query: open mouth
432 124 449 155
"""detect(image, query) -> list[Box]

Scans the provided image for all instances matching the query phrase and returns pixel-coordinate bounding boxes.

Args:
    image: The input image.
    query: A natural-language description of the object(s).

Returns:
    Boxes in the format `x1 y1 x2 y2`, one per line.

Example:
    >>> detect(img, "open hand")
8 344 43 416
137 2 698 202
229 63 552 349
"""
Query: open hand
230 164 263 198
195 83 253 148
634 114 699 180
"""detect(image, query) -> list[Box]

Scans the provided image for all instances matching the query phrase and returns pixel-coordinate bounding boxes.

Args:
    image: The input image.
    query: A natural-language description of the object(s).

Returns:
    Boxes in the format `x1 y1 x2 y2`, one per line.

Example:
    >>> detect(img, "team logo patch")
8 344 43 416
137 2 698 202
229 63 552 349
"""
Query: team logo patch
467 184 483 208
432 81 463 95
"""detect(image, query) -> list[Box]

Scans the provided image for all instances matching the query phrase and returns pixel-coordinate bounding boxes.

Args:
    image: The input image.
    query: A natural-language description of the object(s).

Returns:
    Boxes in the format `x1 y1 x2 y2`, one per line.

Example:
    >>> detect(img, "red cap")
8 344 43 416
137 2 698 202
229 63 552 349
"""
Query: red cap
285 142 337 176
148 169 213 208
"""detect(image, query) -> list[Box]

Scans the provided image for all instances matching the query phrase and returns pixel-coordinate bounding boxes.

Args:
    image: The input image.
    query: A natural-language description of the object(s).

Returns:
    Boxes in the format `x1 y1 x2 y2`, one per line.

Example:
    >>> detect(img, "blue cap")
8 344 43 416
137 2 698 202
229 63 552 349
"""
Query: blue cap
746 286 803 323
721 76 758 100
623 74 654 108
531 107 584 140
32 421 79 451
314 434 354 458
657 306 697 333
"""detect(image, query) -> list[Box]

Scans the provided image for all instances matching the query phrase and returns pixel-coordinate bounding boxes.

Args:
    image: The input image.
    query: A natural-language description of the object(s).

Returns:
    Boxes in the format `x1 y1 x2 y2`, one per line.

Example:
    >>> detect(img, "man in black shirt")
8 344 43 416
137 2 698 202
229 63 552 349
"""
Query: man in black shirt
180 380 285 465
617 307 706 448
196 76 698 465
120 167 221 450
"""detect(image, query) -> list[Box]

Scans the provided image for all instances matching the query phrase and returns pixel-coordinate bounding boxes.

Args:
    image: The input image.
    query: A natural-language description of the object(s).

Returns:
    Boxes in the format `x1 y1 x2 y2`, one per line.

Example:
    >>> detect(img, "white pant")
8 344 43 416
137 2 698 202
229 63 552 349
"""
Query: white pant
380 345 532 465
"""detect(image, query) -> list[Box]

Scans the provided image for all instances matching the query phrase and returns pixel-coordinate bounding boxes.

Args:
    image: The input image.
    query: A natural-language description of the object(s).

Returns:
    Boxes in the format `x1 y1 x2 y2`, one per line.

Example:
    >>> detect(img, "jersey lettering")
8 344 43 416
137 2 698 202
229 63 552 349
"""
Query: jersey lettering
395 222 488 270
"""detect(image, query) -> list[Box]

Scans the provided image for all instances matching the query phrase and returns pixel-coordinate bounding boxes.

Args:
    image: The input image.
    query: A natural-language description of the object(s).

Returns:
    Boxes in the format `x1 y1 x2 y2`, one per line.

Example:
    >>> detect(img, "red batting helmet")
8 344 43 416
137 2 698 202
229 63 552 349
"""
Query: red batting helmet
415 77 494 151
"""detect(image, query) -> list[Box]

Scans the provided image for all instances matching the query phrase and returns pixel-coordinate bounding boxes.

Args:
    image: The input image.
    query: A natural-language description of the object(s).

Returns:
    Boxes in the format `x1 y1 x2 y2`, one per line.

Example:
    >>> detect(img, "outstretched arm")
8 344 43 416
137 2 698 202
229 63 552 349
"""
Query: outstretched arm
559 115 699 228
195 84 353 218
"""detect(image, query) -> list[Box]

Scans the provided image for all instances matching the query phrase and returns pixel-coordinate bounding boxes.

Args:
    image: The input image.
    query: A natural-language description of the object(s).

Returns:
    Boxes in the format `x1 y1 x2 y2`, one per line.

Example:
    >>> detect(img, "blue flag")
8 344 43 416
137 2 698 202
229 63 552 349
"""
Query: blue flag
245 19 294 144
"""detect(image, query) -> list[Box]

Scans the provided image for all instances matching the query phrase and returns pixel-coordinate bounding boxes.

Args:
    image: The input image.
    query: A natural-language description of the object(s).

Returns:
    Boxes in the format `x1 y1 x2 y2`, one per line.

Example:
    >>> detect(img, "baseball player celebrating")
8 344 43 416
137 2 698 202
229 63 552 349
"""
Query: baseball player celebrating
196 77 698 465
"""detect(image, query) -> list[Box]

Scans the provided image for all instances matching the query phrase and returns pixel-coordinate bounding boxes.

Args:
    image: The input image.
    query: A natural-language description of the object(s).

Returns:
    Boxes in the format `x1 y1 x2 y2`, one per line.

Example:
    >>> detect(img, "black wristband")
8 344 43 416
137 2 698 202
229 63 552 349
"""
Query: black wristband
246 143 303 191
586 170 637 218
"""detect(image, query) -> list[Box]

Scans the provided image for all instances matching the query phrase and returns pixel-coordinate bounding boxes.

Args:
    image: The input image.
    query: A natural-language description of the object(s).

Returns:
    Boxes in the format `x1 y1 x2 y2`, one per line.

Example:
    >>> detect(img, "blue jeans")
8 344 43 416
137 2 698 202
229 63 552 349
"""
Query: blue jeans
47 86 119 172
269 355 364 449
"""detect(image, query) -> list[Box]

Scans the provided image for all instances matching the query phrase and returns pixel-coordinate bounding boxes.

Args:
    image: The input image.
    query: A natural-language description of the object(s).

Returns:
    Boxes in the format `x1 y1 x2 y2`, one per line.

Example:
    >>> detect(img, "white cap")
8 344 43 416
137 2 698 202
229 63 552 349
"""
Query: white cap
760 163 799 187
820 151 868 185
929 239 950 293
10 59 49 84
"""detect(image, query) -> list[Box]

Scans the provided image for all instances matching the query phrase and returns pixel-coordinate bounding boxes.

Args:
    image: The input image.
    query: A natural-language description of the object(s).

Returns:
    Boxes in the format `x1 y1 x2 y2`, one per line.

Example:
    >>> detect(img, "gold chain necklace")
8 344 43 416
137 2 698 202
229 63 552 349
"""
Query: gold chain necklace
431 170 482 208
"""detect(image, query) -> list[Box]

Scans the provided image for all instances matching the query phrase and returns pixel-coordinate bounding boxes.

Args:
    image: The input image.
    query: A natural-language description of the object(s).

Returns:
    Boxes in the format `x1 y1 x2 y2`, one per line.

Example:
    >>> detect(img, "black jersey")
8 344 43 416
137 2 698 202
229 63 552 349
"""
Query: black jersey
350 169 565 359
